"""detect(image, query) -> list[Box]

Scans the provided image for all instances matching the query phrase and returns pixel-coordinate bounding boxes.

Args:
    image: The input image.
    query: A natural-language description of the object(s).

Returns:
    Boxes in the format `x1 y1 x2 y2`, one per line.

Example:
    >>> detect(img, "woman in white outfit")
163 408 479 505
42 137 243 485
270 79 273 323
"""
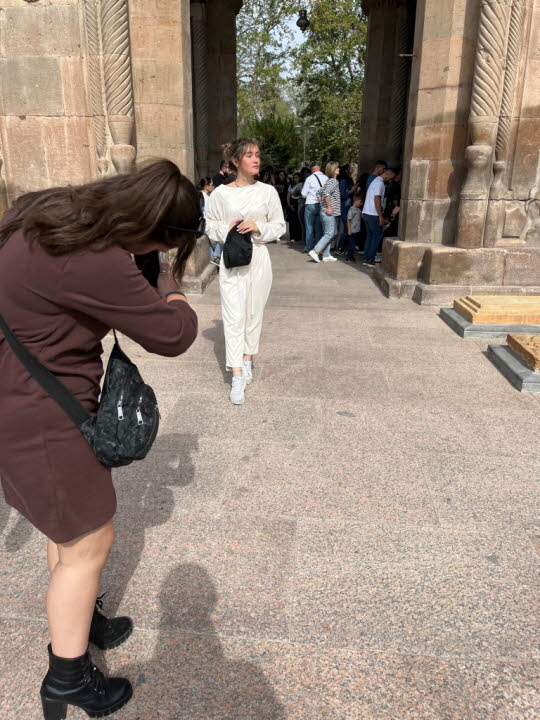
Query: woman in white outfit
206 139 286 405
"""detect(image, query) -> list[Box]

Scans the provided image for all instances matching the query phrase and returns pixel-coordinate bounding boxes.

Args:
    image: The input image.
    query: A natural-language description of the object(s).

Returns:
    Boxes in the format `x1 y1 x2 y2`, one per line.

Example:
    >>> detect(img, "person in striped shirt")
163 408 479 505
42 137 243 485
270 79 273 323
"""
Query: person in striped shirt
308 161 341 263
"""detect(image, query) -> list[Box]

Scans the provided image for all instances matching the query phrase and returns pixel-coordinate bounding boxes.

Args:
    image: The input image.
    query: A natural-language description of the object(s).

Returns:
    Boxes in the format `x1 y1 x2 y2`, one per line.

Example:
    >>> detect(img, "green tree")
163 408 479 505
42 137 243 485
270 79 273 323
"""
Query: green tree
236 0 299 129
242 114 304 170
295 0 367 164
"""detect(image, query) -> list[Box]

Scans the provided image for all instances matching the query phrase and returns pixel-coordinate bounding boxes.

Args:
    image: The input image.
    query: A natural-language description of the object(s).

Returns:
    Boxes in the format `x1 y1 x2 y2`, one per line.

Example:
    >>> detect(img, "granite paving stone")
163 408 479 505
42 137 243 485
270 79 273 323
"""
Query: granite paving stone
1 243 539 719
457 660 540 719
220 442 439 525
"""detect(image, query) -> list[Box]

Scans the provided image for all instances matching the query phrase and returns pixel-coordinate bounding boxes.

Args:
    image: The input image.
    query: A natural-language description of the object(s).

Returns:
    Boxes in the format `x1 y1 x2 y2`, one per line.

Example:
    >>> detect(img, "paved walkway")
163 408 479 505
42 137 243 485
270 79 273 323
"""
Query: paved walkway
1 243 539 719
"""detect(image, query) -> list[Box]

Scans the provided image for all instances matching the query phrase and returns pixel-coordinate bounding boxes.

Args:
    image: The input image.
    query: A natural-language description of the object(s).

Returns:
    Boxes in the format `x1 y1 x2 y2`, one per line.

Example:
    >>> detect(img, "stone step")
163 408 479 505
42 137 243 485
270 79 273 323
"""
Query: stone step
454 295 540 324
507 333 540 372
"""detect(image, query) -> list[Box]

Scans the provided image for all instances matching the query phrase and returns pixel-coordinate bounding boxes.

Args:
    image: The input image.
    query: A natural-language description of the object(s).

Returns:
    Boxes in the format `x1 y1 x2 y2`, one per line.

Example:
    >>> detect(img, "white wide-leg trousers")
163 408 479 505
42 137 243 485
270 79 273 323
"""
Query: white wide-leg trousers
219 245 273 369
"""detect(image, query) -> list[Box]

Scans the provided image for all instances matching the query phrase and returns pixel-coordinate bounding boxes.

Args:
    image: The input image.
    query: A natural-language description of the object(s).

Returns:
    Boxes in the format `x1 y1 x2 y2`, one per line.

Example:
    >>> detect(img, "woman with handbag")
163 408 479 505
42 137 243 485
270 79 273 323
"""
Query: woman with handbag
206 139 286 405
0 160 200 718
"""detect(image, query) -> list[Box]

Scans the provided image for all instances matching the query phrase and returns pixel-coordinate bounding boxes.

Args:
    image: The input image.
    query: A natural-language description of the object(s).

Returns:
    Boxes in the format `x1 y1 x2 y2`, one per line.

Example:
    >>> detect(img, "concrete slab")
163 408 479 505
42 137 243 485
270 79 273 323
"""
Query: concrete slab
440 307 540 338
488 344 540 392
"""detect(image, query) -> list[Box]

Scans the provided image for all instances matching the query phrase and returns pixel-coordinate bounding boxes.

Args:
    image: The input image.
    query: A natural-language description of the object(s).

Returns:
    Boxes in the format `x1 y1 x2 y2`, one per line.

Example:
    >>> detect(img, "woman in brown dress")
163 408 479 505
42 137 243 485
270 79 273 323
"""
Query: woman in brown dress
0 160 200 718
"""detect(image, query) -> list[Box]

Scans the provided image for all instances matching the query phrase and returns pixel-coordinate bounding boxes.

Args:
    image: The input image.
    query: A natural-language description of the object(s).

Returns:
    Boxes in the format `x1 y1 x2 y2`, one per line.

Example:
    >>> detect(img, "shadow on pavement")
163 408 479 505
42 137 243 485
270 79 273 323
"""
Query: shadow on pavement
202 319 228 384
121 563 287 720
102 433 199 618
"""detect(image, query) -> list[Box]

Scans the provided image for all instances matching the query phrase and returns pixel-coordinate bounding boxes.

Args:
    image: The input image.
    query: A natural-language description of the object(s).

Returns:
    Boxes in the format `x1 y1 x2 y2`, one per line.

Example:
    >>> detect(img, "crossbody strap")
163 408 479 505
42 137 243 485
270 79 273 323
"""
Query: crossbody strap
0 315 91 428
314 174 323 187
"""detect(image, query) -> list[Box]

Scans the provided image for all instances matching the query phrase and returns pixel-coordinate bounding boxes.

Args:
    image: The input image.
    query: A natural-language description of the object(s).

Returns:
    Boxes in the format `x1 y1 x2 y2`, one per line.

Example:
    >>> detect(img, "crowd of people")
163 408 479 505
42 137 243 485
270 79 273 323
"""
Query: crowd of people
198 158 401 268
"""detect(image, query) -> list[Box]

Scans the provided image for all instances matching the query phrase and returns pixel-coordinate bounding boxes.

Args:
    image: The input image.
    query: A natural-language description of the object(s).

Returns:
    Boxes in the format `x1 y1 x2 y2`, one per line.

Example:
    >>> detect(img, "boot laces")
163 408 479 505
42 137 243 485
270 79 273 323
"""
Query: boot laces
95 592 106 611
84 661 106 696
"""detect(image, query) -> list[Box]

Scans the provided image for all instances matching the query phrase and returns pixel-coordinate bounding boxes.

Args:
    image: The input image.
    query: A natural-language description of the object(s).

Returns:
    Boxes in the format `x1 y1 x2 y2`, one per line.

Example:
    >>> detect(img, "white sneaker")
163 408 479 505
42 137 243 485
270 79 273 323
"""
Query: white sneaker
322 256 337 262
308 250 321 263
230 376 246 405
242 360 253 385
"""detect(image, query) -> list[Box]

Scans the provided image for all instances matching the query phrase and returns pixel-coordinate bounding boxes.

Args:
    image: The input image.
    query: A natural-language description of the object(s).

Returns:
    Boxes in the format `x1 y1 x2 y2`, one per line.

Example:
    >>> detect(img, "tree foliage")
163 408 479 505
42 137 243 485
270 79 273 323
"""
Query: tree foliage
236 0 367 166
295 0 366 164
236 0 298 128
242 114 304 170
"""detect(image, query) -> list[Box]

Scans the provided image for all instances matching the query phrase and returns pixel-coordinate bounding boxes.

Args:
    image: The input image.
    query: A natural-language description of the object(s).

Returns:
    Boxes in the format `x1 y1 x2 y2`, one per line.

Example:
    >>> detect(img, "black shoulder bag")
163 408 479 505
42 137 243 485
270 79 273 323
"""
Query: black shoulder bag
0 317 159 468
222 222 253 269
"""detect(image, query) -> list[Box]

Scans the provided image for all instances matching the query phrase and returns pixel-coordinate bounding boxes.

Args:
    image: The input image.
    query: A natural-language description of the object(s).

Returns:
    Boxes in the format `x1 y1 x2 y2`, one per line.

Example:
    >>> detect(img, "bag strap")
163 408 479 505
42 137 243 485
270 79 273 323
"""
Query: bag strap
0 315 91 428
314 173 323 187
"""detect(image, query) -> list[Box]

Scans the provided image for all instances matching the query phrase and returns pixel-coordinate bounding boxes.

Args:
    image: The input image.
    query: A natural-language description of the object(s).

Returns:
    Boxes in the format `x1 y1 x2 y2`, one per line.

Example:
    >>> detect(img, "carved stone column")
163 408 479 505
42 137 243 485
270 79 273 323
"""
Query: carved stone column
456 0 512 249
101 0 136 173
84 0 109 175
387 0 410 167
484 0 526 246
190 0 209 179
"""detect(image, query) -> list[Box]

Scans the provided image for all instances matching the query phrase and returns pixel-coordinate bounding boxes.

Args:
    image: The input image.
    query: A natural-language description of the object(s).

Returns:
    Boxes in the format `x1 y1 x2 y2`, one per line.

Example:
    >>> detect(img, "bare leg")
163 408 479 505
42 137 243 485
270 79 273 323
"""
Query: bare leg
243 354 252 362
48 521 114 658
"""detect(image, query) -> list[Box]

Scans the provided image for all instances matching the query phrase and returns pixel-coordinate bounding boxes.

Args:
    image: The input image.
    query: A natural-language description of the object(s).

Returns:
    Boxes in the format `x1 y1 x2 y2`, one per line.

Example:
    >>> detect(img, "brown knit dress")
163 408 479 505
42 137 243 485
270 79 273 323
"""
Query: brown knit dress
0 227 197 543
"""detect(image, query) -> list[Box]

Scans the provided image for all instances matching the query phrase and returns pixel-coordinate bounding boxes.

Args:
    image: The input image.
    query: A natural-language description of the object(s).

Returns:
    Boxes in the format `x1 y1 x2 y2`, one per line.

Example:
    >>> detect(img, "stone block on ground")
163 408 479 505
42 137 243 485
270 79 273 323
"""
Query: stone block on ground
507 334 540 371
487 344 540 392
454 295 540 324
422 247 506 286
439 308 540 338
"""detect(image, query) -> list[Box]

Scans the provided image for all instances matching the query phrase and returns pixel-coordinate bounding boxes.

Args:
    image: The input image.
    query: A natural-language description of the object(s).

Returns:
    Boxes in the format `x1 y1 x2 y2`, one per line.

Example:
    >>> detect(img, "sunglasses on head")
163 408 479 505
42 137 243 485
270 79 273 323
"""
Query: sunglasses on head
161 215 205 236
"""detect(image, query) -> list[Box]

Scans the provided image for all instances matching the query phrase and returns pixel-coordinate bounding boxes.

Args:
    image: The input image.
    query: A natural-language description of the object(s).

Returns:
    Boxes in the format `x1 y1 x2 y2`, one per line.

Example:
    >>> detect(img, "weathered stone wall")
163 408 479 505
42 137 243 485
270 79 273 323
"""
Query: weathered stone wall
0 0 195 204
399 0 480 246
129 0 194 179
0 0 96 201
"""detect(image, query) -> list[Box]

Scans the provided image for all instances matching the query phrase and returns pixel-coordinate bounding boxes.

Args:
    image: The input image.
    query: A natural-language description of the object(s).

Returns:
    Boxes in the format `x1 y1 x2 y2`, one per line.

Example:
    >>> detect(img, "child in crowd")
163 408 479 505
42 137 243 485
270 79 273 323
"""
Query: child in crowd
345 193 362 262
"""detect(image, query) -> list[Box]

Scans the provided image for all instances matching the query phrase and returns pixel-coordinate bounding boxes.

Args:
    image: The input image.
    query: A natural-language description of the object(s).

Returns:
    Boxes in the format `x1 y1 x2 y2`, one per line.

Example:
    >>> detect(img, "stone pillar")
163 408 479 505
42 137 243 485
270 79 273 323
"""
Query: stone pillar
129 0 195 179
387 1 411 167
455 0 512 249
101 0 137 173
84 0 109 176
484 0 527 247
359 1 385 171
190 0 210 179
399 0 481 245
206 0 242 175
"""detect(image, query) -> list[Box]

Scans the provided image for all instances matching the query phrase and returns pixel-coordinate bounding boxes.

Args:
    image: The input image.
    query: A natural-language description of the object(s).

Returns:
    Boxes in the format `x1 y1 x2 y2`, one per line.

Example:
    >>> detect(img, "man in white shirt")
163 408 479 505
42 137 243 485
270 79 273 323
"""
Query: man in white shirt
301 161 328 252
362 167 396 266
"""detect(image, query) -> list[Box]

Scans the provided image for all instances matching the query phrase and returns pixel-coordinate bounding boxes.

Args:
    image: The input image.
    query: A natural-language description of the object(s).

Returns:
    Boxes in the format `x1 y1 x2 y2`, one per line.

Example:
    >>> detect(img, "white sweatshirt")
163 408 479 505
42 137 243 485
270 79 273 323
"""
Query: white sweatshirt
205 181 286 246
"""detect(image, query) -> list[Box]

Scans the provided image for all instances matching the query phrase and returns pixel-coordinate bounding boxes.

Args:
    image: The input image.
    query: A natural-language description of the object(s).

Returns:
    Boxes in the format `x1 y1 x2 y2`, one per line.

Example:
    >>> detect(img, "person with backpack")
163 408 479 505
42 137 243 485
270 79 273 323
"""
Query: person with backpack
301 161 327 253
0 160 200 719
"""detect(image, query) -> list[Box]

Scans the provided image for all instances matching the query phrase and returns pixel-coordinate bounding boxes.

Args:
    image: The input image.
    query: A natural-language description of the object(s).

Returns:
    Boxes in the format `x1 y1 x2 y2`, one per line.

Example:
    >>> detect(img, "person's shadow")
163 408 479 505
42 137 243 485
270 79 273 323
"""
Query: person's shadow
100 432 199 618
202 319 228 384
120 563 287 719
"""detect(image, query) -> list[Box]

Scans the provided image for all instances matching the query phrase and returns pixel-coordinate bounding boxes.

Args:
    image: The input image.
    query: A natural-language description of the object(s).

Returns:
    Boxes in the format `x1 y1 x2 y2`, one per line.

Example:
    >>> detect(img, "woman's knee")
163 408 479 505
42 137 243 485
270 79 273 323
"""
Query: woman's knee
58 521 114 569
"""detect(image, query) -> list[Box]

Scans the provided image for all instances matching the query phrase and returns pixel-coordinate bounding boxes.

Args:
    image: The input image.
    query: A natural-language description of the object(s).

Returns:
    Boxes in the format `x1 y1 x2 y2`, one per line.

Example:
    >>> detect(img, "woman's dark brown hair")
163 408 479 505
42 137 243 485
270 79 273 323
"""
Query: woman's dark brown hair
0 159 201 281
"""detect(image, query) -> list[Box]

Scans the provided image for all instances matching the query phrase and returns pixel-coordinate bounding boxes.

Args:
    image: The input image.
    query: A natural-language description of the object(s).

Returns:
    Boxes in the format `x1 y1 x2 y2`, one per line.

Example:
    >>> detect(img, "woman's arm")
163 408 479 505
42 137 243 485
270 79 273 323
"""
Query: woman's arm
205 189 230 245
251 186 286 244
60 247 198 357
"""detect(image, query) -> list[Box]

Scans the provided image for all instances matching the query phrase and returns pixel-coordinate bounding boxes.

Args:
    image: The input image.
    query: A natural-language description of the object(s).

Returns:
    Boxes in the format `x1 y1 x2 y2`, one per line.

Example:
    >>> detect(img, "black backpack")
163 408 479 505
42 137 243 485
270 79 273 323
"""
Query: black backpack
0 318 159 468
222 222 253 269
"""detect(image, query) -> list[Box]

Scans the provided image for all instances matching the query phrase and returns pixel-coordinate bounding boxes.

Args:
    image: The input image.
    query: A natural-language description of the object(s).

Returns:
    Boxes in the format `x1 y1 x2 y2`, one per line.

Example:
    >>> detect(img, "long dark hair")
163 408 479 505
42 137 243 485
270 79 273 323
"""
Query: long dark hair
0 159 200 281
197 176 212 191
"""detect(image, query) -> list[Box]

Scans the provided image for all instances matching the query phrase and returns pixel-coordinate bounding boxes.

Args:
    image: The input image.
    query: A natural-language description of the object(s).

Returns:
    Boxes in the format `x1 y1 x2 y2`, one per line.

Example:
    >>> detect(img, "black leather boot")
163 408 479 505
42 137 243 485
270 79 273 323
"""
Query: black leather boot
89 595 133 650
40 644 132 719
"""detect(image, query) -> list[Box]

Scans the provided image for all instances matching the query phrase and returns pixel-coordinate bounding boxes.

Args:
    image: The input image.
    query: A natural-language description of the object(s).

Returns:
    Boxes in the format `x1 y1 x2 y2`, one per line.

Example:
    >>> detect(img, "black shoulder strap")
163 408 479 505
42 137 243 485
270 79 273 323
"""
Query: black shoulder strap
314 173 323 187
0 315 91 428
